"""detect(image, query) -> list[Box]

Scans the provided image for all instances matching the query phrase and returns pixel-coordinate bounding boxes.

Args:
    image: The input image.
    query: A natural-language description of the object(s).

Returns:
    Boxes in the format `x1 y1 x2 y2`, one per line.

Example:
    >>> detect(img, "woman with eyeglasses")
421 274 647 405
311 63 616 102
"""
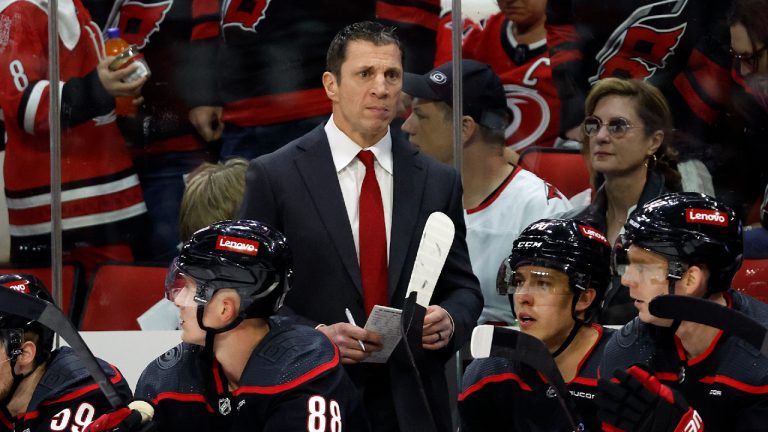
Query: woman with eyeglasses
572 77 681 325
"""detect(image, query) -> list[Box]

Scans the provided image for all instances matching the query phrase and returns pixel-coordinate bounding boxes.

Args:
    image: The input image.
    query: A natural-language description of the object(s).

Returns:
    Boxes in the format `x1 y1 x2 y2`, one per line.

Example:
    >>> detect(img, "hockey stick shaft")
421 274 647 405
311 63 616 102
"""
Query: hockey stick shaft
0 288 125 408
649 295 768 357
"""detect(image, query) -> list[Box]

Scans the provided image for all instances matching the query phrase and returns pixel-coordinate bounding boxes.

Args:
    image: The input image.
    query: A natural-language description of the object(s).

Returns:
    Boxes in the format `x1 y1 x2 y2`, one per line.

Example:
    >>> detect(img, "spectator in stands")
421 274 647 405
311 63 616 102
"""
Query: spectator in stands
189 1 440 160
402 59 572 325
109 0 216 262
434 0 561 155
573 77 681 324
545 0 763 217
179 158 249 242
0 0 147 278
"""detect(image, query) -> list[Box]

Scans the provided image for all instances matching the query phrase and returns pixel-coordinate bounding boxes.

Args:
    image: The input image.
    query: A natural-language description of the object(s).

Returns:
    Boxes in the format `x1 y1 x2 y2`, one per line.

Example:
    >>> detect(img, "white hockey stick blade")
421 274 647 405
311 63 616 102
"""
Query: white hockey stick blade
470 324 494 359
405 212 455 307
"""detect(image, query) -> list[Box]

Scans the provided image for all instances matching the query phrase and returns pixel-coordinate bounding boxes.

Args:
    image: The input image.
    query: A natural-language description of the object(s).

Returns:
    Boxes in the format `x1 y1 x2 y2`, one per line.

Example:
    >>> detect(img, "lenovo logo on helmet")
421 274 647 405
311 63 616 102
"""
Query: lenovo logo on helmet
216 235 260 256
686 209 727 227
579 225 609 246
2 281 29 293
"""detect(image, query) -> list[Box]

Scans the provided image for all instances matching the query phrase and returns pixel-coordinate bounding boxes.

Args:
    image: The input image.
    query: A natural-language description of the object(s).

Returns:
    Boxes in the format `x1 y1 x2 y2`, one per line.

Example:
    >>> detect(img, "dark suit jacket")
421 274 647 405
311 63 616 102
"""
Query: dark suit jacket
239 123 482 431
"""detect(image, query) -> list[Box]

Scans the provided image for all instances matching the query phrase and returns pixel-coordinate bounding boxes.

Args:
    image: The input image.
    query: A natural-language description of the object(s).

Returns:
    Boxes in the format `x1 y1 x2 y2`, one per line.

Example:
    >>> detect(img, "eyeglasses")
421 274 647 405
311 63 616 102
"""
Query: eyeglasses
730 45 768 74
583 116 641 138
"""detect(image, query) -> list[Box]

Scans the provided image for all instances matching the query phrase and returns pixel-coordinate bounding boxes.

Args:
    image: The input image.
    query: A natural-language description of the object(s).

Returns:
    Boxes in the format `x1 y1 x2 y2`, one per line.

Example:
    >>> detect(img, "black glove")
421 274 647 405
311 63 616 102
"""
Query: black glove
597 365 703 432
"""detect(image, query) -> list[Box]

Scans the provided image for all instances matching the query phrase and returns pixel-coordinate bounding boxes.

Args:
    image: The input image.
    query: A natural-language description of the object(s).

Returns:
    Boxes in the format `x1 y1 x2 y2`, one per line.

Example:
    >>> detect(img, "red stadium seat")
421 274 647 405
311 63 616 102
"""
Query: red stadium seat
80 262 169 330
732 259 768 304
0 263 84 322
518 147 592 199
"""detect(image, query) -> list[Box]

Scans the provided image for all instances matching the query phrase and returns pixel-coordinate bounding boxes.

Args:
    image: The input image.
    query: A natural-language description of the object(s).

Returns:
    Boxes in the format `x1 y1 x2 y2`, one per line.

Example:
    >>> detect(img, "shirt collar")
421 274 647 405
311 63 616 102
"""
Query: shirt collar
325 114 393 174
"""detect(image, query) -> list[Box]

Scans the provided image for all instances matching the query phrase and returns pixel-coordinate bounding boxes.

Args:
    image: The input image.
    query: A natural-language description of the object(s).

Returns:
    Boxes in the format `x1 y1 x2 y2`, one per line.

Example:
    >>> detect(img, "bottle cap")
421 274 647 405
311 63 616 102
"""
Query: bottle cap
106 27 121 39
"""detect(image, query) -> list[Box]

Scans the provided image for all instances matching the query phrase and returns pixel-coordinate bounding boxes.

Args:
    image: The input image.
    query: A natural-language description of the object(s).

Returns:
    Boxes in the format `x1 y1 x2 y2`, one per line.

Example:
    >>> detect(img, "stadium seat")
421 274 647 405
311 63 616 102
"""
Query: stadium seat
80 262 169 330
732 259 768 304
518 147 592 199
0 263 84 324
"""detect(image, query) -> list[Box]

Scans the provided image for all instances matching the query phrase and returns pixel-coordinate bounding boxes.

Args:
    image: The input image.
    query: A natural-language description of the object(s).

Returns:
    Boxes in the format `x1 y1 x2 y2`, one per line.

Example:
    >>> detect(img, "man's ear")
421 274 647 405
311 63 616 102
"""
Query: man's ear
574 288 597 314
461 115 478 145
15 340 37 371
322 72 339 102
678 265 708 296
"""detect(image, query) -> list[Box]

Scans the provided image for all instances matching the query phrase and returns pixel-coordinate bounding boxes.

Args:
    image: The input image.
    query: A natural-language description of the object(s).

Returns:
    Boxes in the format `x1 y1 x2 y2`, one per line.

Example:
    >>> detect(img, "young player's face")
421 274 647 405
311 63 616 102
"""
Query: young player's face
401 98 454 164
324 40 403 148
587 95 659 180
173 276 207 345
496 0 547 31
511 266 576 353
621 245 674 327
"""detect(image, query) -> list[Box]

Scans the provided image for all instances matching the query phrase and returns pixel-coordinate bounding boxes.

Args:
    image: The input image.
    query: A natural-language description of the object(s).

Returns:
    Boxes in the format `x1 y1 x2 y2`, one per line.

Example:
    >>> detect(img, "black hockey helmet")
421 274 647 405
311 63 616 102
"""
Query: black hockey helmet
497 219 612 320
170 220 292 327
620 192 743 294
0 274 54 363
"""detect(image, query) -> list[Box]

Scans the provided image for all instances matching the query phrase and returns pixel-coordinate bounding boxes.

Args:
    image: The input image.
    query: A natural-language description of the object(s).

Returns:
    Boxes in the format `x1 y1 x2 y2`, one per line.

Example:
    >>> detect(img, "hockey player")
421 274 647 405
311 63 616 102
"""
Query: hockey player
0 274 132 432
133 220 369 432
458 218 613 432
599 192 768 431
0 0 147 276
402 59 572 326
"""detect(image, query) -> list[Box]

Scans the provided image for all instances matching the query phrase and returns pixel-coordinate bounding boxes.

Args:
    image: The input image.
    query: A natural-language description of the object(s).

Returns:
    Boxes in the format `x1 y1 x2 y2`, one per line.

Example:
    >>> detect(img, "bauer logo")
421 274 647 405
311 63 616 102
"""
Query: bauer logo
685 209 727 227
579 225 609 246
216 235 260 256
2 281 29 293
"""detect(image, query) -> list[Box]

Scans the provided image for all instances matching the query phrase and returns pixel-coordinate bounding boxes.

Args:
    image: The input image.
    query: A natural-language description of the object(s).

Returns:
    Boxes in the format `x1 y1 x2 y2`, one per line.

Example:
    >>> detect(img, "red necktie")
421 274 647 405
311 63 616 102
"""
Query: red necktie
358 150 388 315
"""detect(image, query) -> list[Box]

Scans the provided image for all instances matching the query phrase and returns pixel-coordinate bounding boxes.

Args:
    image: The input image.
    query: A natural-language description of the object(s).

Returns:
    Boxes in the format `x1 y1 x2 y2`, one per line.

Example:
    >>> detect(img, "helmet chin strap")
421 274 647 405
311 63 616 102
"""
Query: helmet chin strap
2 352 43 408
196 305 244 360
552 294 585 358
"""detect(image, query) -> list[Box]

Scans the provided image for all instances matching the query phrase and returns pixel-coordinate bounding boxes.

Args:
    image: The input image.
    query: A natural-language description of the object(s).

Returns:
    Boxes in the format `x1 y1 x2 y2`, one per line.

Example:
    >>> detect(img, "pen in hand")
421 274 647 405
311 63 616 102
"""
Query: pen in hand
344 308 366 352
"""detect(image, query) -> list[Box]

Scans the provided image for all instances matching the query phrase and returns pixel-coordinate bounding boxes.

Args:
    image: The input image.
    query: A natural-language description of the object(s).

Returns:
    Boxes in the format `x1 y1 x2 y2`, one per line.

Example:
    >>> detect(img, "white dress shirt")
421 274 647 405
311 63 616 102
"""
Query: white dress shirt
325 115 393 262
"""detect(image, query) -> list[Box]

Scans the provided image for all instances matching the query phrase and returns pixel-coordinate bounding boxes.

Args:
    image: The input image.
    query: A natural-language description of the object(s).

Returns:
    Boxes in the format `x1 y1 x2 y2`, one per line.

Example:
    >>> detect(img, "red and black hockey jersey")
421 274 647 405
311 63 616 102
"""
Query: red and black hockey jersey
599 290 768 432
458 324 612 432
0 0 146 245
463 13 560 151
0 347 132 432
109 0 213 156
135 316 369 432
202 0 440 127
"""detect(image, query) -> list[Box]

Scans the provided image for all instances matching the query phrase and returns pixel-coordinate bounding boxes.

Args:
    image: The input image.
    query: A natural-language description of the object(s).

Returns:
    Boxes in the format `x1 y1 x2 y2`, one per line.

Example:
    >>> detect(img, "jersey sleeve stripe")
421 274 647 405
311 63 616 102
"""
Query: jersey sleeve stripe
154 392 215 413
39 364 124 406
698 375 768 394
458 372 533 401
23 80 48 134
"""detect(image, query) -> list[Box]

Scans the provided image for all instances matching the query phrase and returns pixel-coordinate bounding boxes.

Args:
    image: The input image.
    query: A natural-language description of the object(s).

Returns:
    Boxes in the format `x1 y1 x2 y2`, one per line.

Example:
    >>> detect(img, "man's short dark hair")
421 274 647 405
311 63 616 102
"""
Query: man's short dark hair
326 21 403 80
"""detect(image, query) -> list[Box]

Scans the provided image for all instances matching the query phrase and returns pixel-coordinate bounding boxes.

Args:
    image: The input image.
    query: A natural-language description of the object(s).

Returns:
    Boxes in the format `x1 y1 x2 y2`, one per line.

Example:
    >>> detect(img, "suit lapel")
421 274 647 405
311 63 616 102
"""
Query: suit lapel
295 127 363 297
389 135 426 302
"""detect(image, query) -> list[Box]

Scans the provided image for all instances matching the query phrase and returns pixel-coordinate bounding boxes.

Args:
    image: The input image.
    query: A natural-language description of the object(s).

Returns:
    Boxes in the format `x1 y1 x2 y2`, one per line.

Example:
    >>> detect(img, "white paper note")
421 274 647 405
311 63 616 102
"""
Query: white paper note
362 305 403 363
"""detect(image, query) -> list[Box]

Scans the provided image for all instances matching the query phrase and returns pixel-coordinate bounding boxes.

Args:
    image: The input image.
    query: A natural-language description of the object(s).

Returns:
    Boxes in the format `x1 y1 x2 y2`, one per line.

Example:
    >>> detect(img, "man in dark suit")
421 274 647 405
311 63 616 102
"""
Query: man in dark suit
239 21 482 432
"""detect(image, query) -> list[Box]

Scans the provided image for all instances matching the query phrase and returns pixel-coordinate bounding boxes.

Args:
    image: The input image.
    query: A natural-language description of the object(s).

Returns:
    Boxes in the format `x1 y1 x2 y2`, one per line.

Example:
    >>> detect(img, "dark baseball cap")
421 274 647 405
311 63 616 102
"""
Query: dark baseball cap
403 60 511 130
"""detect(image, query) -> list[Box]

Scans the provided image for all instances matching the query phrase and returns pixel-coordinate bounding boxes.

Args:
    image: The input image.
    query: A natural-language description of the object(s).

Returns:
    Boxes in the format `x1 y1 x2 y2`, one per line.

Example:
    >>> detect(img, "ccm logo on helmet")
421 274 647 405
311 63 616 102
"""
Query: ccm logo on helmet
579 225 609 246
2 281 29 294
517 241 543 248
216 235 260 256
685 209 727 227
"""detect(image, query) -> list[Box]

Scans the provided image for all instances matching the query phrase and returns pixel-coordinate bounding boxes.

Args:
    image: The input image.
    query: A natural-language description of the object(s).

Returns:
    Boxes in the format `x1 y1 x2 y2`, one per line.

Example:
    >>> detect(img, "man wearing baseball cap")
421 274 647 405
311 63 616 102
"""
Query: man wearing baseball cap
402 60 572 326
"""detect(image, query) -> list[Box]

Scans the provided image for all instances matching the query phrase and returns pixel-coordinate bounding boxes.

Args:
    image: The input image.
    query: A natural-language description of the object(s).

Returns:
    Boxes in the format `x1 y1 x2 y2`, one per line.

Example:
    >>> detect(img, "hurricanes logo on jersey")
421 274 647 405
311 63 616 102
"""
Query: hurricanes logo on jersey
504 83 550 152
222 0 271 33
115 0 173 50
590 0 689 83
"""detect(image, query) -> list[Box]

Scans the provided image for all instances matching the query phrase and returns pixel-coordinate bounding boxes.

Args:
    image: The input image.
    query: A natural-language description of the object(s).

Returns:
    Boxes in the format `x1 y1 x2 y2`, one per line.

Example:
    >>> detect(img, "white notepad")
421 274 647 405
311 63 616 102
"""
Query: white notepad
362 305 403 363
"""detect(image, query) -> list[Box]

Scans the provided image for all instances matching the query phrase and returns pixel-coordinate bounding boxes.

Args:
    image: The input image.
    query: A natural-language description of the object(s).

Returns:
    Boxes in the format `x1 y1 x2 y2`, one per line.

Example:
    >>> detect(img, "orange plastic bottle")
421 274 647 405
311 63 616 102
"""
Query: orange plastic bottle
105 27 137 116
